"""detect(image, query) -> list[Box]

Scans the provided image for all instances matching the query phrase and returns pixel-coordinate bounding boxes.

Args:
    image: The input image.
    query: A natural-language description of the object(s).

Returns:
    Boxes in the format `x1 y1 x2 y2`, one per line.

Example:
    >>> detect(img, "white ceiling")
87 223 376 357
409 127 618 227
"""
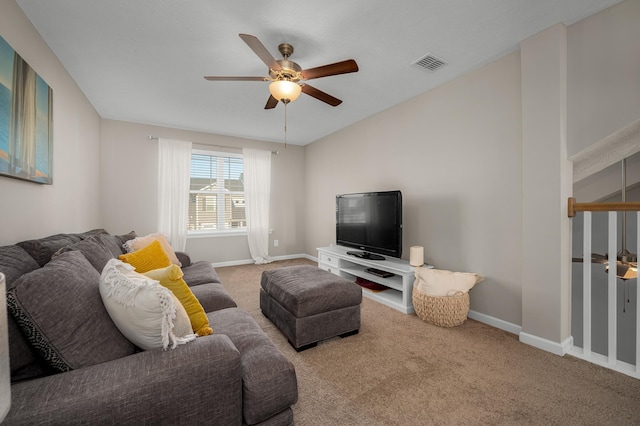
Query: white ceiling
16 0 622 146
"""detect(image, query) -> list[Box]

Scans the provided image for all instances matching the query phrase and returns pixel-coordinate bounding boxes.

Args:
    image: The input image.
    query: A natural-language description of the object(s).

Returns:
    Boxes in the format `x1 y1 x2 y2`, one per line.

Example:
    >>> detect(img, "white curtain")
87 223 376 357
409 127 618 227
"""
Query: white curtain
157 138 192 251
243 148 272 264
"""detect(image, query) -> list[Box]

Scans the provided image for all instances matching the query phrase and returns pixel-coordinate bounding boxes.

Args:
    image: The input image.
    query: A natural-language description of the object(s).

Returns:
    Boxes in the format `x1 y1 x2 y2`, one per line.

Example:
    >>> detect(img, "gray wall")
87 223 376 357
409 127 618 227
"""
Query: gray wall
100 119 307 263
304 51 524 326
568 0 640 157
0 0 102 246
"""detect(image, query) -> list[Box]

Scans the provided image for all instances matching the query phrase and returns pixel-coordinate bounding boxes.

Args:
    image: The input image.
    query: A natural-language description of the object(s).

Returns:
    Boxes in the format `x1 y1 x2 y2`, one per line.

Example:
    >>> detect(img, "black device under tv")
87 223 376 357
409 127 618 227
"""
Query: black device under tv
336 190 403 260
346 250 386 260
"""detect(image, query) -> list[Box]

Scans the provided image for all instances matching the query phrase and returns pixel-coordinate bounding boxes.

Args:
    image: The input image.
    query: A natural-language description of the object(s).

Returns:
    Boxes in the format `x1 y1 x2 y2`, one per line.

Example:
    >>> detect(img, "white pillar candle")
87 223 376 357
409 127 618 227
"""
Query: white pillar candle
409 246 424 267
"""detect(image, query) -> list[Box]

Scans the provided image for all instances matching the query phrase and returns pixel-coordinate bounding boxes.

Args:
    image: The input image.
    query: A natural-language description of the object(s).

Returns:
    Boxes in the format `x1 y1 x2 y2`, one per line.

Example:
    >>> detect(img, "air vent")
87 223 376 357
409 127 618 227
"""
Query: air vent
412 53 448 72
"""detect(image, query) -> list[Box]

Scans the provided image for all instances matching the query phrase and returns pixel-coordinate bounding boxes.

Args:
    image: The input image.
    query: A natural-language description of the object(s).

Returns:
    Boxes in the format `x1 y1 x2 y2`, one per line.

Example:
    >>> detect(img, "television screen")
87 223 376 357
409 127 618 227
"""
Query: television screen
336 190 402 260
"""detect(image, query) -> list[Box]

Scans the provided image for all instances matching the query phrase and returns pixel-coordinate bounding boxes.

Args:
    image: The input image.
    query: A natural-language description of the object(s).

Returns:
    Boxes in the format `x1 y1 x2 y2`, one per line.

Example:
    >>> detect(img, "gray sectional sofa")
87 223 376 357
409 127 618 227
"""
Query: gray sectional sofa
0 229 297 425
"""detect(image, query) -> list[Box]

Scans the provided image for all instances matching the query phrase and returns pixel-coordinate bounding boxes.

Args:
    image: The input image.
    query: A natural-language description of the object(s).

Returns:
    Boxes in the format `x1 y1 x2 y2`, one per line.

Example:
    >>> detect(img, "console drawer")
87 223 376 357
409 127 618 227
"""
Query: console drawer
318 262 341 276
318 251 339 268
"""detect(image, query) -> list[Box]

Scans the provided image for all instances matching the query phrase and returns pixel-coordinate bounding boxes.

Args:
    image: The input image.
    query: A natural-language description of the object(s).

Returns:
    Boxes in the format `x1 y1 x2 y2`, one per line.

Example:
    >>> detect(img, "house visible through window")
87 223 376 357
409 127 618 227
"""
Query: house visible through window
188 150 245 233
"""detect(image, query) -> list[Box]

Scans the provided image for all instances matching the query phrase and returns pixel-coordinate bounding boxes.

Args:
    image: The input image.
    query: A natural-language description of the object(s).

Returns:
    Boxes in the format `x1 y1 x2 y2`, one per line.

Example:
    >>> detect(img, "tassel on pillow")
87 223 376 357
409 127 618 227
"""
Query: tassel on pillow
143 264 213 336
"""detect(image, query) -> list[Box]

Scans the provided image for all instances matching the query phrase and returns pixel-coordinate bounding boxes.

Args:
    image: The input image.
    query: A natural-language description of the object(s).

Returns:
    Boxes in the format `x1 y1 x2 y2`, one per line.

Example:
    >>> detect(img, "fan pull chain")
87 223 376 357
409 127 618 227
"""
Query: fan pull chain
284 101 288 149
624 281 629 313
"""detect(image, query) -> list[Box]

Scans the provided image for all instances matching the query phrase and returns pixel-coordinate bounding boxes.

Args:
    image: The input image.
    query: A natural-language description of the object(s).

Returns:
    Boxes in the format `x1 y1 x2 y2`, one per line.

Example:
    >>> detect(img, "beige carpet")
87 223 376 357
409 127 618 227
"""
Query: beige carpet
216 259 640 426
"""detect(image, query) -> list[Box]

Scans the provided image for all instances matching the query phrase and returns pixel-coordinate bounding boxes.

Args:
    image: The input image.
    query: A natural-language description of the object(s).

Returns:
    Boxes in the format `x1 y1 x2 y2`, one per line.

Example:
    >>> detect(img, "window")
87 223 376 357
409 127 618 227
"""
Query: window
188 150 245 234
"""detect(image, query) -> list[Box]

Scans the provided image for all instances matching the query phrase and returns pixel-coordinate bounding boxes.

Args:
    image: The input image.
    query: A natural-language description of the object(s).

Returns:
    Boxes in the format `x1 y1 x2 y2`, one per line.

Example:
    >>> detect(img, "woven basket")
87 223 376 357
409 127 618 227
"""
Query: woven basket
412 287 470 327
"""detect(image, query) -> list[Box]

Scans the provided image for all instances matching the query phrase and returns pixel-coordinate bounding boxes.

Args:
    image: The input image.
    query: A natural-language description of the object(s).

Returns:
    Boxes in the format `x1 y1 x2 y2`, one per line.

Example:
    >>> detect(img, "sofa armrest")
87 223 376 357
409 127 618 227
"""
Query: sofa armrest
7 335 242 425
175 251 191 267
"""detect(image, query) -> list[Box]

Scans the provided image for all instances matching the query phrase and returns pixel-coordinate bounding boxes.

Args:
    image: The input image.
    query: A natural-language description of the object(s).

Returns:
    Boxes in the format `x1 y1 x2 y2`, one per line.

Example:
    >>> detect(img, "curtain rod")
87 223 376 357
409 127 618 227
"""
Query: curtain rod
148 135 279 155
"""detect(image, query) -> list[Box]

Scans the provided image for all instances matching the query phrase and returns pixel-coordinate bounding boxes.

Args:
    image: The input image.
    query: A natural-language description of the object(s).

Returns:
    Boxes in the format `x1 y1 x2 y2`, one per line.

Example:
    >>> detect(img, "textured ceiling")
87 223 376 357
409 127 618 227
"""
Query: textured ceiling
16 0 622 146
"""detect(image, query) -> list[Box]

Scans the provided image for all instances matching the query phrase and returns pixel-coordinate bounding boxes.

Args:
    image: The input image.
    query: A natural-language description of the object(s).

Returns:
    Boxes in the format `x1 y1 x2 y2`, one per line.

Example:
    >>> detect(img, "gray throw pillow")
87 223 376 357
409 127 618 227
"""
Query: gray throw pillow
51 235 113 272
16 233 82 267
114 231 137 248
93 233 128 257
0 245 40 287
7 250 137 372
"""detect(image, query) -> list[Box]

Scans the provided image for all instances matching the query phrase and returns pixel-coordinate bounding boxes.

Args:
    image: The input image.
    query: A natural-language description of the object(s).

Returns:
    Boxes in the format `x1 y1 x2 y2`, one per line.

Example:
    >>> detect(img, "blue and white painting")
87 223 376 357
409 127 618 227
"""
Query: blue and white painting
0 35 53 184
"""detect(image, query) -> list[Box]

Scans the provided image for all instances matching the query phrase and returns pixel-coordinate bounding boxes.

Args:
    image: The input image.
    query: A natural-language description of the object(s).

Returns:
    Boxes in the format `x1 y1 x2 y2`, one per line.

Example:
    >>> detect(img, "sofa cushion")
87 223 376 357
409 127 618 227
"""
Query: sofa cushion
190 283 237 313
118 239 172 273
182 261 221 286
123 232 181 266
54 232 127 271
113 230 137 248
73 228 109 239
175 251 191 268
7 250 137 372
16 233 83 267
0 245 52 381
53 235 115 273
207 308 298 424
7 315 53 383
0 245 40 286
100 259 197 350
143 264 213 337
91 233 127 258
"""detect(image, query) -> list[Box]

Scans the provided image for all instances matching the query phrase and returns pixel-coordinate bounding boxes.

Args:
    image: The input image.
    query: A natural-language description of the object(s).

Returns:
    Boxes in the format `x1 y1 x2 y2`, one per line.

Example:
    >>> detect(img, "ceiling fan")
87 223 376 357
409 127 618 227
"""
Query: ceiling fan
204 34 358 109
572 158 638 280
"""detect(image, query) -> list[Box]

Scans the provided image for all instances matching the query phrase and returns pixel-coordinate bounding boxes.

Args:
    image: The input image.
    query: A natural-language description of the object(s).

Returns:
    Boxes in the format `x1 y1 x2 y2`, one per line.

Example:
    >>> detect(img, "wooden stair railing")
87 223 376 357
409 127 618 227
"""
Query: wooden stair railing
568 197 640 217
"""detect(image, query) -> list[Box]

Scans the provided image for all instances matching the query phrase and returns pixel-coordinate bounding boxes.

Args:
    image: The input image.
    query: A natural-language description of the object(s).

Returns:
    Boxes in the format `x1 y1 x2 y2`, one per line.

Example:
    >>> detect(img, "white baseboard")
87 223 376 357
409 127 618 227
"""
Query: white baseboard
519 332 573 356
466 311 575 357
211 259 255 268
568 347 640 380
467 310 522 335
212 253 315 268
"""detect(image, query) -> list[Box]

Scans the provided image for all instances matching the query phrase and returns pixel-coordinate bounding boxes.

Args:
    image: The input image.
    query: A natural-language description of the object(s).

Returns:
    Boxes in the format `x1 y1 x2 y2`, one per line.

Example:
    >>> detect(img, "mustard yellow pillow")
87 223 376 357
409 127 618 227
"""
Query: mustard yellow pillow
123 233 182 266
143 264 213 337
118 239 171 273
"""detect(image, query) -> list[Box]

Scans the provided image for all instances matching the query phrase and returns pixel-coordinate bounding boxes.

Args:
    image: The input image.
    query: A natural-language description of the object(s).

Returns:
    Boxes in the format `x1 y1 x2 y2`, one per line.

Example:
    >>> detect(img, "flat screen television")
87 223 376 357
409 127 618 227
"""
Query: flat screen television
336 190 402 260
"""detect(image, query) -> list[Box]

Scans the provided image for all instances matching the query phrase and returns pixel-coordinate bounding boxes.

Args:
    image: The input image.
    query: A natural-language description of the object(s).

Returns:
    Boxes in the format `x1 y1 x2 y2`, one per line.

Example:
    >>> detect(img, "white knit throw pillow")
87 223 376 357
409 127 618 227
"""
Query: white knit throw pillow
99 258 196 350
414 268 484 297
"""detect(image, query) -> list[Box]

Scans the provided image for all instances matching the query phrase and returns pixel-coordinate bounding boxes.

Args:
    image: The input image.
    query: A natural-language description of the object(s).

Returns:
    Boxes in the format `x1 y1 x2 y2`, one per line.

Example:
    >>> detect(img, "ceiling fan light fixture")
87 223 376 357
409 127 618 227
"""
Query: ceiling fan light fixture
269 80 301 103
605 263 638 280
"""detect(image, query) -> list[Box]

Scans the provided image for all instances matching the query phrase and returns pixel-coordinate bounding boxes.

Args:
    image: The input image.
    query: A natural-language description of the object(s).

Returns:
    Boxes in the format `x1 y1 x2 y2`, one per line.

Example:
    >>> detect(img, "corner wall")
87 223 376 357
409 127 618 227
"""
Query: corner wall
520 23 573 353
0 0 102 245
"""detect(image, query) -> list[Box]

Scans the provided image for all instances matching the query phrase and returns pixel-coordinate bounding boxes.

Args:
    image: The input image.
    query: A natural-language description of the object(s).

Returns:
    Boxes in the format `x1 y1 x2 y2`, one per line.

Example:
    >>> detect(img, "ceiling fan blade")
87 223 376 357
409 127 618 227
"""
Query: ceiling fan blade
204 76 266 81
571 254 610 264
301 84 342 107
265 95 278 109
239 34 281 71
591 253 610 264
301 59 359 80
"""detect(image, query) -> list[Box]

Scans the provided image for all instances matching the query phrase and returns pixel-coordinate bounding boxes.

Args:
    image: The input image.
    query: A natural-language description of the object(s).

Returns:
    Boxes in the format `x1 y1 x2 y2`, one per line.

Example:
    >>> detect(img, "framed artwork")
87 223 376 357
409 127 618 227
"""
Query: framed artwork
0 35 53 184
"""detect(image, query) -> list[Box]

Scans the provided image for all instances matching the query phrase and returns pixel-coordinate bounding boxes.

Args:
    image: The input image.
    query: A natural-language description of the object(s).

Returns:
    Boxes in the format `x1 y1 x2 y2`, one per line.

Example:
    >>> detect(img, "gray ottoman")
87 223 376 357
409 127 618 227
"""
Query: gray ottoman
260 265 362 351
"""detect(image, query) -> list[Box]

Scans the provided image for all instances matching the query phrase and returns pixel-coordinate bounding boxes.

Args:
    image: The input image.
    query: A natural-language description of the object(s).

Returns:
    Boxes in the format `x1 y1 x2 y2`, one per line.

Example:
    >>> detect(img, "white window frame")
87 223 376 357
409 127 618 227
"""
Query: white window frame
188 149 247 238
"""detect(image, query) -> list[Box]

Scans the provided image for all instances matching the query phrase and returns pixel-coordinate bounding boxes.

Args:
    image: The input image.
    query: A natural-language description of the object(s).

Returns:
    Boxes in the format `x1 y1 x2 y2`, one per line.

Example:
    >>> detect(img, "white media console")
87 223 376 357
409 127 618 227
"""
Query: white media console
317 245 433 314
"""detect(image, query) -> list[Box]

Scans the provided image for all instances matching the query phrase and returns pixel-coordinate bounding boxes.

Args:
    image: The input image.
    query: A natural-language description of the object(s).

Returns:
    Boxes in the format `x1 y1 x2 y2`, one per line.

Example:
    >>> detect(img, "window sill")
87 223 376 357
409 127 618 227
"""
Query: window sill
187 230 247 239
